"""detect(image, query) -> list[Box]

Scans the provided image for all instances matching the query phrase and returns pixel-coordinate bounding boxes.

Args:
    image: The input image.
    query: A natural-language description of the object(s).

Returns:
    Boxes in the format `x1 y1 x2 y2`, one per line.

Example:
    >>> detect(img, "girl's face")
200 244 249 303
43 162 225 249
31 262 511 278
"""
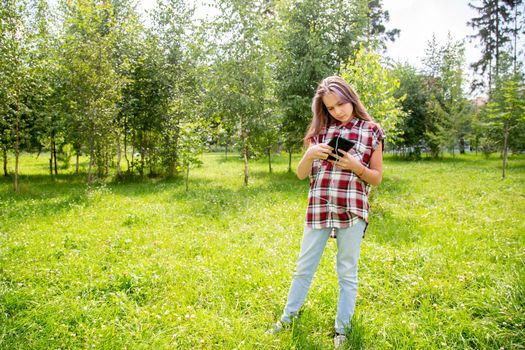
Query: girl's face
322 93 354 123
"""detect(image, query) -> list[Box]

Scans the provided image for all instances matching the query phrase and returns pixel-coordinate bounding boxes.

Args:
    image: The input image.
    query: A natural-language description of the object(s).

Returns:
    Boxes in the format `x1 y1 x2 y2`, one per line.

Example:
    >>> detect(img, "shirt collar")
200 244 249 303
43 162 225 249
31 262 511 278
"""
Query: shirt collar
334 117 358 129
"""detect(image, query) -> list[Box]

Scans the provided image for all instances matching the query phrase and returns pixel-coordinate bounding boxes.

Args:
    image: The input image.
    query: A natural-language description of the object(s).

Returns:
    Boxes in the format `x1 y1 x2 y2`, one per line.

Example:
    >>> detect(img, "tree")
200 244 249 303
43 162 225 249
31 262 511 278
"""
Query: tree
119 32 170 177
108 0 143 178
391 63 431 156
275 0 399 171
275 0 334 172
487 74 525 177
340 46 405 145
0 2 15 176
150 0 200 177
421 34 471 158
59 0 125 185
506 0 524 75
0 0 33 191
210 0 276 185
355 0 400 50
176 118 209 190
28 0 64 176
468 0 524 174
467 0 523 93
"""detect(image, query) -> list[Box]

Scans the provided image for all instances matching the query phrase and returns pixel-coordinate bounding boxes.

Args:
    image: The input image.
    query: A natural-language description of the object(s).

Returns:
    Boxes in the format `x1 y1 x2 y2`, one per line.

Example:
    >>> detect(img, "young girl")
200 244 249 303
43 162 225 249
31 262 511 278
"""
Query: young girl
272 76 385 347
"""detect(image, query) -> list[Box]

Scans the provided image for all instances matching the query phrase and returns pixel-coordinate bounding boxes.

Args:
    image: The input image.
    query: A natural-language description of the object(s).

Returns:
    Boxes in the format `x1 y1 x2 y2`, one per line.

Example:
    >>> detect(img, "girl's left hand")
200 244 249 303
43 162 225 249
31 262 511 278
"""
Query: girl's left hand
329 149 362 173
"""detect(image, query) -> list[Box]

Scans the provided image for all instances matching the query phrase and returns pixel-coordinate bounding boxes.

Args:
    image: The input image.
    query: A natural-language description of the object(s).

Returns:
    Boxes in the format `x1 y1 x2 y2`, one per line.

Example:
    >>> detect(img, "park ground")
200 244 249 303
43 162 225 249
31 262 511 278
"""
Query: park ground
0 152 524 349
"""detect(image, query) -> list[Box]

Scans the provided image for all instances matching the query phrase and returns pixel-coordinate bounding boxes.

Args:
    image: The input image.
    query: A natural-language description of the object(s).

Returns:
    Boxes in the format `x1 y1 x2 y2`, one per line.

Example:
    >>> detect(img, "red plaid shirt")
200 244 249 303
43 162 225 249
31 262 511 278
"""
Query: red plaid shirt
306 118 385 228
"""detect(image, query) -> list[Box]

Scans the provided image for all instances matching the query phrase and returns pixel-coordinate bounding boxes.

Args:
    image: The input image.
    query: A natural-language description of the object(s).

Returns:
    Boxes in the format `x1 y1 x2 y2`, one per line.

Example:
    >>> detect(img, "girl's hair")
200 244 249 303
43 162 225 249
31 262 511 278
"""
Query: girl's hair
304 76 372 146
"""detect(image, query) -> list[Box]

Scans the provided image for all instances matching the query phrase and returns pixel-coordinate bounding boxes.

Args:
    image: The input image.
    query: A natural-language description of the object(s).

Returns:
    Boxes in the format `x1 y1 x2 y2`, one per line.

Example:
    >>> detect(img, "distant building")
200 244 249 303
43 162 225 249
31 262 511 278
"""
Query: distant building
473 95 488 108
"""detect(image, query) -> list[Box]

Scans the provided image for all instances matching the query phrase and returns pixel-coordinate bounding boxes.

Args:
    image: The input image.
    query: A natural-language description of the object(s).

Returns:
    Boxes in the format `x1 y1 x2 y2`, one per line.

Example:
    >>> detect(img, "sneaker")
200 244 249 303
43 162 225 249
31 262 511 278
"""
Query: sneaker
267 320 289 334
333 333 347 348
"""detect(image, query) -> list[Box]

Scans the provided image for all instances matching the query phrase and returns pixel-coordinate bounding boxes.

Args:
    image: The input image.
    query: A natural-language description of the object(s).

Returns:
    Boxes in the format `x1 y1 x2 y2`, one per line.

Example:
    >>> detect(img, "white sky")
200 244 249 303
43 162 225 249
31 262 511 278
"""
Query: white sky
382 0 479 69
137 0 481 71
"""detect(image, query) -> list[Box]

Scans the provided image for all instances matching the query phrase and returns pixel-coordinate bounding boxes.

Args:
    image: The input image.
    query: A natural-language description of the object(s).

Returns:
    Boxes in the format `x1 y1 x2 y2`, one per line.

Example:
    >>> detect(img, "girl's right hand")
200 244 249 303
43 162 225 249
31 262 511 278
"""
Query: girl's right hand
305 143 334 161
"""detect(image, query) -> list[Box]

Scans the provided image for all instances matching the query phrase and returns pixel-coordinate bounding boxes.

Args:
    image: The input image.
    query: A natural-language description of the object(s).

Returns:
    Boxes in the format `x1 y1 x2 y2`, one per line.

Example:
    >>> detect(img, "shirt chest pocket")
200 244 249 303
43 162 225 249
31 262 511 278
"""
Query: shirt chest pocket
353 141 372 164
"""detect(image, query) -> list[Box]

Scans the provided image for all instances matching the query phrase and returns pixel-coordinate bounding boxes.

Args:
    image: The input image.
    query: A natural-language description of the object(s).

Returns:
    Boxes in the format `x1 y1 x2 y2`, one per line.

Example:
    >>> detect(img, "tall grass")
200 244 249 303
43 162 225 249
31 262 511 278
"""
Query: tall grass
0 152 523 349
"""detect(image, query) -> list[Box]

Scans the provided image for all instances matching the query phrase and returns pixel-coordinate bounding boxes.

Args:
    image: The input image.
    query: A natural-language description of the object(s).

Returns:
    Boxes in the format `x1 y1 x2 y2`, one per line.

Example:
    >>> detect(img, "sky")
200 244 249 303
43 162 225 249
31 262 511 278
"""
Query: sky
137 0 481 72
382 0 479 70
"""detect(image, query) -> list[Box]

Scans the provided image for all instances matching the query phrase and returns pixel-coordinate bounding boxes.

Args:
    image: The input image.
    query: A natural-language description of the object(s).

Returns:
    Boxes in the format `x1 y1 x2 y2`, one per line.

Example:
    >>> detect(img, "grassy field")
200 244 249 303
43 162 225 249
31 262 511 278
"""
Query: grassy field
1 152 524 349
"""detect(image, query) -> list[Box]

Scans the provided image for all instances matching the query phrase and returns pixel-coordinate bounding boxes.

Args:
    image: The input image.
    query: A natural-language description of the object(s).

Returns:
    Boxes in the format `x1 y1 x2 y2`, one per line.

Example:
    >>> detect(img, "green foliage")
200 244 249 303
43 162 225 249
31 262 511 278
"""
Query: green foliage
352 0 400 50
481 74 525 174
468 0 524 92
341 46 405 144
59 0 129 182
274 0 334 151
176 118 209 190
4 0 520 190
0 152 524 349
208 0 278 184
420 34 471 158
390 63 431 153
275 0 399 155
491 75 525 126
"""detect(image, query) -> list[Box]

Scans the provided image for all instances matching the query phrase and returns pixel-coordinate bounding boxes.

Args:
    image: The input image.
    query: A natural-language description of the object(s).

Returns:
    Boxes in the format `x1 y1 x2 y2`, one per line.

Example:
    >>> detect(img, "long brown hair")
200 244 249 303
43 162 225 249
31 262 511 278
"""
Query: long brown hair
304 76 371 147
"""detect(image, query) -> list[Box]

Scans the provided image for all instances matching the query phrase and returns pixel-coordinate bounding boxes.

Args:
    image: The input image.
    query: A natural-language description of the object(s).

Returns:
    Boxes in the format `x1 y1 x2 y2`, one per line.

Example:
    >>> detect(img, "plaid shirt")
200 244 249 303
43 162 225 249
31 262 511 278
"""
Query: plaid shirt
306 118 385 228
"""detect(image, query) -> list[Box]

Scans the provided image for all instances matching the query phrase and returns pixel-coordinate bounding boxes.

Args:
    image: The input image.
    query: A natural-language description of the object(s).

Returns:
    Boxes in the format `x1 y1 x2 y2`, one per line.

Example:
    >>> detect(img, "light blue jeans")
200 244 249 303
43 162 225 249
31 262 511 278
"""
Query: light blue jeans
280 220 366 334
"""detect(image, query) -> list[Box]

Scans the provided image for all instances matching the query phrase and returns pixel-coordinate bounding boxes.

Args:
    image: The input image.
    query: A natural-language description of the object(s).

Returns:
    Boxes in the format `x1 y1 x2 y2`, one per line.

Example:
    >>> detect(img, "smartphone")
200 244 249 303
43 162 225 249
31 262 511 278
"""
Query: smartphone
326 136 355 161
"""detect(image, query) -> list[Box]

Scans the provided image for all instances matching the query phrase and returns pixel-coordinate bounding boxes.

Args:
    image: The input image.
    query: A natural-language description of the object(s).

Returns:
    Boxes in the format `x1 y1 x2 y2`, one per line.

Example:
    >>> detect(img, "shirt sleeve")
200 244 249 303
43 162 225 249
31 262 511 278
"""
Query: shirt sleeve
308 135 320 178
310 159 321 179
371 123 385 151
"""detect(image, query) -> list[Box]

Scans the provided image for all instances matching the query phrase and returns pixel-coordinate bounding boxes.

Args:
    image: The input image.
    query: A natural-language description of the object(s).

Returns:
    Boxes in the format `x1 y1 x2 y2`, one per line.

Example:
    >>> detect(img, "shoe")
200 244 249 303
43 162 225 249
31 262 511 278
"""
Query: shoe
267 320 289 334
333 333 347 348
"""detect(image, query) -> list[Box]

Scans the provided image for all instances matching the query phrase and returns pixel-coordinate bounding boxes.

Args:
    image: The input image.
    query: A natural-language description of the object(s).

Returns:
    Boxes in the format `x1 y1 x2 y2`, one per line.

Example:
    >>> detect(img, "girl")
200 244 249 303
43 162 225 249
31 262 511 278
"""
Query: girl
272 76 385 348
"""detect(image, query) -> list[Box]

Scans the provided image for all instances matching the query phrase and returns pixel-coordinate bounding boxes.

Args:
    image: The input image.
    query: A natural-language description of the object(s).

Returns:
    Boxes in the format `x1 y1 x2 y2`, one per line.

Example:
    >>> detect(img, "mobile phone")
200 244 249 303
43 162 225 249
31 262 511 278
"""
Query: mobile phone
326 136 355 161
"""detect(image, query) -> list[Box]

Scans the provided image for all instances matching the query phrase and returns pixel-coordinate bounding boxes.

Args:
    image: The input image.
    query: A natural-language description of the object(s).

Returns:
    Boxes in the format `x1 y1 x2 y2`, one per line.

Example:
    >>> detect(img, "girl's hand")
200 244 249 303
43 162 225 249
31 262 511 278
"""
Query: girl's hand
329 149 362 173
305 143 334 161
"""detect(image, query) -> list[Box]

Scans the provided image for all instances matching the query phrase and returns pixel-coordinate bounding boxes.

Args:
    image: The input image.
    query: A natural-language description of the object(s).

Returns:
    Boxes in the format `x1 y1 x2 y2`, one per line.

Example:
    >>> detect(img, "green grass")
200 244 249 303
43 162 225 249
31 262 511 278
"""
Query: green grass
1 152 524 349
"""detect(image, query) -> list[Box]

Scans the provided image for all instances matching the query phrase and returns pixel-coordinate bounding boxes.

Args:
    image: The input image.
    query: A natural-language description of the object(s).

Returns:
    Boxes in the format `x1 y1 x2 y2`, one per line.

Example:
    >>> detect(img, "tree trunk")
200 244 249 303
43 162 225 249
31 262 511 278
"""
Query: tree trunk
241 120 249 186
105 147 109 176
139 148 144 177
502 120 509 179
288 148 292 173
116 131 121 177
512 4 518 74
14 95 20 193
124 128 130 173
138 132 145 177
3 147 7 176
49 133 54 175
131 145 135 174
495 0 500 84
170 124 181 176
53 139 58 175
243 144 249 186
87 134 95 186
76 152 80 174
267 148 272 173
185 164 190 191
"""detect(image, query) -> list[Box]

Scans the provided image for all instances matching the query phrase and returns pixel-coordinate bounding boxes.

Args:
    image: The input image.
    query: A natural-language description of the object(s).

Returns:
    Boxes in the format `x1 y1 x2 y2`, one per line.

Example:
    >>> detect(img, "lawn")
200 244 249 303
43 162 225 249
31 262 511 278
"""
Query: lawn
1 152 524 349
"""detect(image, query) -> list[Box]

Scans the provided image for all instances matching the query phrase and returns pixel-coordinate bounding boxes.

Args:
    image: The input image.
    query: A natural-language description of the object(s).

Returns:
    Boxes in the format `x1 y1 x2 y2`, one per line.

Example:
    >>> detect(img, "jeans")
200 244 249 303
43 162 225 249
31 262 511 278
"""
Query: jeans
280 220 366 334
